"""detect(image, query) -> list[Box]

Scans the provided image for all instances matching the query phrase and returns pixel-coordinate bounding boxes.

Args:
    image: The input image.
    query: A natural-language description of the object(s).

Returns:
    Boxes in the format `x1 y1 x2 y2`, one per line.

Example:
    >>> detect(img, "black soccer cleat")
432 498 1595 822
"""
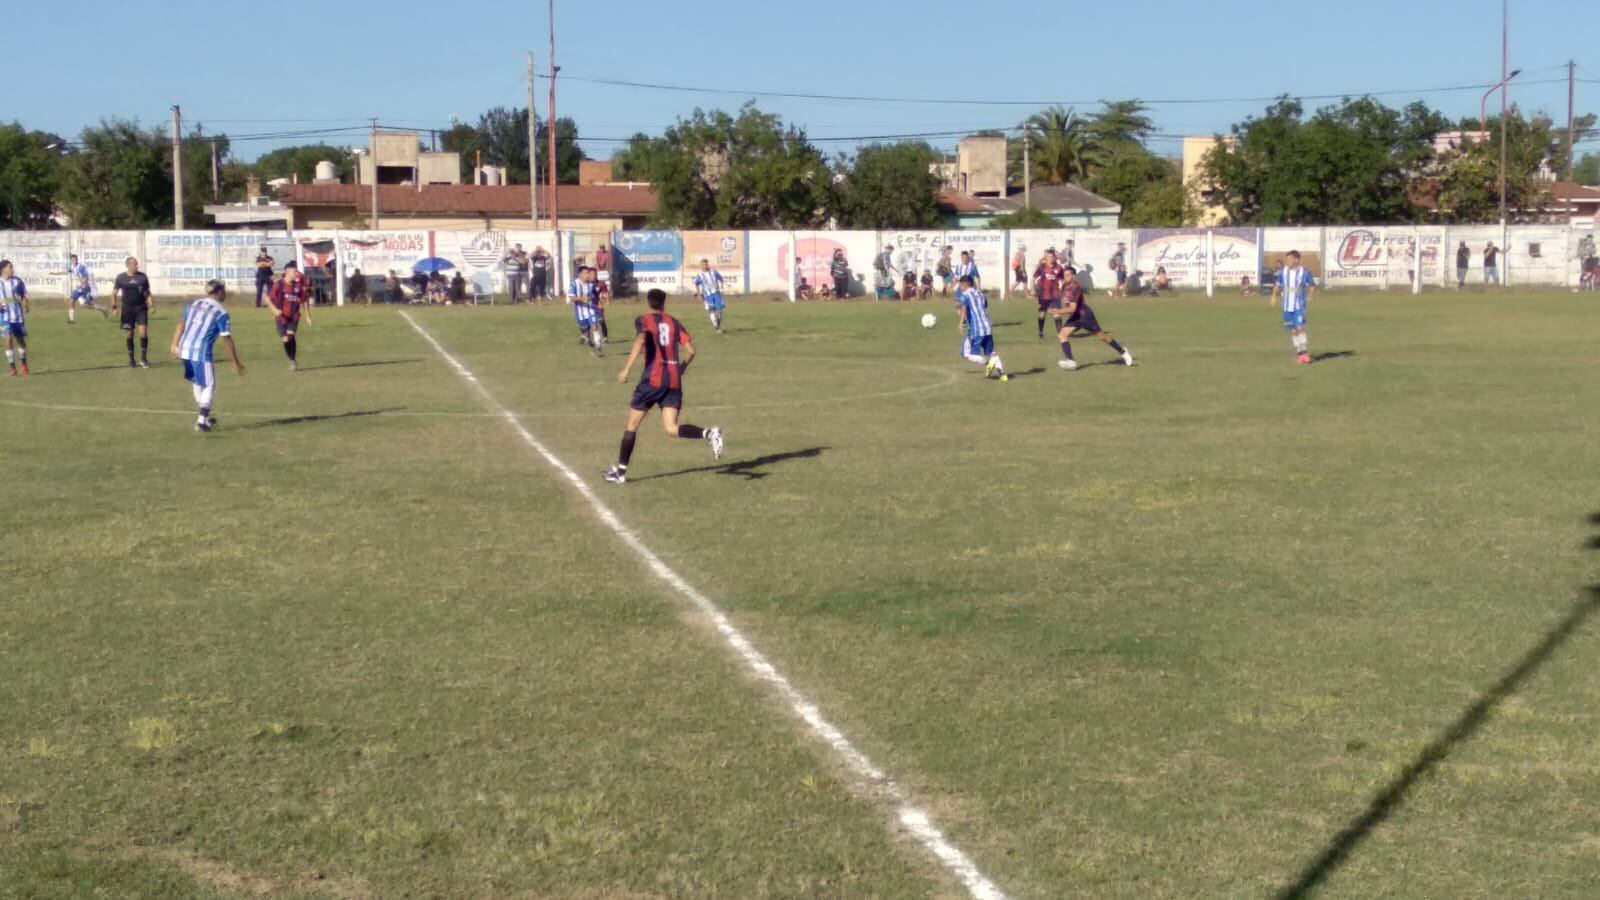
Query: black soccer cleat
603 465 627 485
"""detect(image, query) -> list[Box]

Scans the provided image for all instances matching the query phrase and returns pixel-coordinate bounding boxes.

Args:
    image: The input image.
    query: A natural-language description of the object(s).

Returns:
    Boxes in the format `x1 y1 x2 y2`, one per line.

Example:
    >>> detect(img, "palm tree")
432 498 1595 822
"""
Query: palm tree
1024 106 1104 185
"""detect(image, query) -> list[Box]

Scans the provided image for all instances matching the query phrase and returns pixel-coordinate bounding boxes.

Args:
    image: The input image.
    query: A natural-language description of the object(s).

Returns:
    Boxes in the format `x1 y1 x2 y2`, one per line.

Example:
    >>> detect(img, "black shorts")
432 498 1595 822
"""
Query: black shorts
1115 269 1128 285
276 318 299 337
1065 309 1102 334
1037 296 1062 312
630 383 683 411
120 305 149 330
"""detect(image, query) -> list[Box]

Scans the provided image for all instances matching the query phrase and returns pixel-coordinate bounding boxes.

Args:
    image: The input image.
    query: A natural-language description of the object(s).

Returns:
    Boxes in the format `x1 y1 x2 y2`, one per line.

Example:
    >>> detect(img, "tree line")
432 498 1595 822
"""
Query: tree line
1 96 1594 230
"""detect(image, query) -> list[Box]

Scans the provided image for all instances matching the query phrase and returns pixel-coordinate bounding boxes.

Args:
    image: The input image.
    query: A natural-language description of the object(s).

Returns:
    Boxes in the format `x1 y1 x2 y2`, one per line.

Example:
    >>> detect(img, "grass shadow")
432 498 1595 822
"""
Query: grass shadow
1004 367 1048 379
1274 512 1600 899
35 362 168 376
234 407 403 430
297 359 420 372
628 446 829 483
1311 351 1358 363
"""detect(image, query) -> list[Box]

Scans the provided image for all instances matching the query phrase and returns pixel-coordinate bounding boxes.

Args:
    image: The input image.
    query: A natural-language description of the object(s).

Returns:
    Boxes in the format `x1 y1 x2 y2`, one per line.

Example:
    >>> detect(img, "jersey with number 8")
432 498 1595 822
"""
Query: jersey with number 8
636 312 691 390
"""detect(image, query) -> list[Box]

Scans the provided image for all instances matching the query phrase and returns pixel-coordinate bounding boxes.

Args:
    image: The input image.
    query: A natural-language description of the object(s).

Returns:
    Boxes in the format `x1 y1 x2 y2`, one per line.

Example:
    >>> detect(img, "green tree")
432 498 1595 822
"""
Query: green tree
1118 168 1192 227
57 119 172 227
1575 152 1600 186
611 104 831 228
0 123 63 228
446 107 586 184
1201 97 1449 224
1436 110 1559 222
985 205 1061 228
834 142 942 229
1023 106 1103 185
253 143 355 185
1086 100 1155 148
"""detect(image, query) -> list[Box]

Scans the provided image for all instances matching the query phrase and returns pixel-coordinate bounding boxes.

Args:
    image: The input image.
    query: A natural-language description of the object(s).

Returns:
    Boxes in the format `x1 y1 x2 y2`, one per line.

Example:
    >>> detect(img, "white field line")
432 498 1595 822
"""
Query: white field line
399 312 1008 900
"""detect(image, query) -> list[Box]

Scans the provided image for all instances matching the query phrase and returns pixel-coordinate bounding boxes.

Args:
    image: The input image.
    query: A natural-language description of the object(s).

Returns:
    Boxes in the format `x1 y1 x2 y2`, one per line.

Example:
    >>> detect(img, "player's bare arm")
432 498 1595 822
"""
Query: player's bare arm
223 335 245 375
679 340 696 375
169 321 184 357
617 333 647 383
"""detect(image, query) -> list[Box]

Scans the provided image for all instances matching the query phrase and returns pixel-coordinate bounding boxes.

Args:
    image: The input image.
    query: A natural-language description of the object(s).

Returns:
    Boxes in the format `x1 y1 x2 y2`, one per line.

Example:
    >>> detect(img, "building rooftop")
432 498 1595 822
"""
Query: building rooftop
981 183 1121 214
277 183 657 217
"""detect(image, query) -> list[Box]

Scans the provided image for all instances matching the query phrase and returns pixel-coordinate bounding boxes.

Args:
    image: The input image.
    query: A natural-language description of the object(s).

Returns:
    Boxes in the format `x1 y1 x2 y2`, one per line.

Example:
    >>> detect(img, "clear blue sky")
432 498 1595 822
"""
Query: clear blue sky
9 0 1597 163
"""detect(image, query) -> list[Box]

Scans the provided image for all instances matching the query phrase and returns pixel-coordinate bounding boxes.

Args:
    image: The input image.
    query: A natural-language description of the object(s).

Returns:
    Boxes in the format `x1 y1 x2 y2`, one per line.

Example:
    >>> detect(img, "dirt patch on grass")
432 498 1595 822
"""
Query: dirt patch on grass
143 847 374 899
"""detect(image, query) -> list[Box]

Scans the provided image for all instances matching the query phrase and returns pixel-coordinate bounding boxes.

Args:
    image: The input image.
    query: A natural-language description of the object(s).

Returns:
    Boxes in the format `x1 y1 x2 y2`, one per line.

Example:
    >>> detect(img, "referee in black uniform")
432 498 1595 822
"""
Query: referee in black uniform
112 256 154 368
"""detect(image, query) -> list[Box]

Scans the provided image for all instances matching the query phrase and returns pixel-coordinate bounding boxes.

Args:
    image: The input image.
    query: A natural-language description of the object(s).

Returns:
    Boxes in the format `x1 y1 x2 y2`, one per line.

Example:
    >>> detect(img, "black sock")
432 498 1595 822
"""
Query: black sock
1060 341 1074 361
199 406 211 419
1054 317 1063 333
1108 339 1126 354
618 431 637 467
126 336 135 360
139 336 148 360
600 320 609 339
1036 312 1045 335
285 337 297 361
677 424 705 440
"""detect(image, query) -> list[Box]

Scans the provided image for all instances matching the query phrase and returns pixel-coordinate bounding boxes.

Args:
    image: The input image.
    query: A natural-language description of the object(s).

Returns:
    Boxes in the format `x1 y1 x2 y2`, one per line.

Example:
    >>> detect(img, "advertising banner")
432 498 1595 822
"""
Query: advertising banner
613 229 684 293
337 230 430 282
681 231 745 294
1323 227 1439 285
74 230 142 297
1136 228 1261 288
0 231 70 296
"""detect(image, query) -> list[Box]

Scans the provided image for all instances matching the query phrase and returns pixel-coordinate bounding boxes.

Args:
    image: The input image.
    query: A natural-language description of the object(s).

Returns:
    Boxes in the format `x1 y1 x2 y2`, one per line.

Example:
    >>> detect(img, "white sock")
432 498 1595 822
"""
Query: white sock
990 354 1004 373
4 349 12 365
68 306 76 323
16 347 23 361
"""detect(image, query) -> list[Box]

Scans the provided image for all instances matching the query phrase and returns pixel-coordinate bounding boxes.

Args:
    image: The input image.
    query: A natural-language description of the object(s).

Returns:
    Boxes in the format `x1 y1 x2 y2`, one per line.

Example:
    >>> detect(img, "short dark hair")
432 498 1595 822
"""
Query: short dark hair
646 288 667 310
958 275 974 287
205 279 226 296
284 261 298 269
1286 250 1301 260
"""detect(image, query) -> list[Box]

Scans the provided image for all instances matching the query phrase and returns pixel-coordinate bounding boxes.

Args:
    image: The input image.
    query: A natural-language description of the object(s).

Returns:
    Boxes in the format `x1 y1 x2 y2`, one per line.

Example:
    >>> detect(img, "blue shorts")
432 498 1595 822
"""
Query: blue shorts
1282 308 1306 330
630 383 683 411
183 359 214 388
971 334 994 356
276 318 299 337
2 321 26 338
71 286 95 303
703 294 725 311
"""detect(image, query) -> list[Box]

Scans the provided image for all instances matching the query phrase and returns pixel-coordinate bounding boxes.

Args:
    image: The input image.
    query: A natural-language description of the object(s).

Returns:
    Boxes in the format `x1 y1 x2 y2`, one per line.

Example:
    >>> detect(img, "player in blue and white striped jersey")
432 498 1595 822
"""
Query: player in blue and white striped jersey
1272 250 1316 365
169 280 246 432
570 266 603 356
0 260 29 376
956 275 1006 381
56 254 106 323
693 258 727 333
954 251 981 292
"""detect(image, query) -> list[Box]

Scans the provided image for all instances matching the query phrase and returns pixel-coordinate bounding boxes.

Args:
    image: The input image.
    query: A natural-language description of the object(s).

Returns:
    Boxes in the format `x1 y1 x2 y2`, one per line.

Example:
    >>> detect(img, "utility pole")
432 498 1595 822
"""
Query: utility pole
1498 0 1509 225
210 139 220 200
1021 124 1031 210
370 118 380 229
547 0 559 233
528 50 538 228
1566 60 1576 181
171 105 184 229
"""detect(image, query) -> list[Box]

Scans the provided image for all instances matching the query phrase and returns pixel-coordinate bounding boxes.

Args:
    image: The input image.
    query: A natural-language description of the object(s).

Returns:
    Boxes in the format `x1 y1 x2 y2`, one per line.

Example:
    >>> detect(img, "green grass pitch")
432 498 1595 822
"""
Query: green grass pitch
2 288 1597 899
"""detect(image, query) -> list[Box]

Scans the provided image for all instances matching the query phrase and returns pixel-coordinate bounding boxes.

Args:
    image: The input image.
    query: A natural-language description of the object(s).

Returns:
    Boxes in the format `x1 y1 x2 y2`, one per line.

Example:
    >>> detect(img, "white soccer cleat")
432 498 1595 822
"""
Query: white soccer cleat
603 465 627 485
707 426 724 460
1057 359 1078 370
1121 349 1135 366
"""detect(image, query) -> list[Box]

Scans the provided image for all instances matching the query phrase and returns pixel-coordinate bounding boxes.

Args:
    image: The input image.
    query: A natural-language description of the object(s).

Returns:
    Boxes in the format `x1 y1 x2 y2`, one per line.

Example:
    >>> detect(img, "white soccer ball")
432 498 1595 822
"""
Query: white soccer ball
921 313 938 329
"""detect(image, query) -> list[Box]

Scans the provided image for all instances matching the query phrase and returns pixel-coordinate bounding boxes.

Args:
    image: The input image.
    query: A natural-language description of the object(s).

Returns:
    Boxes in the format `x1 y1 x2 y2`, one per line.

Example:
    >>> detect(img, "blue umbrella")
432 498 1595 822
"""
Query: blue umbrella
413 257 455 274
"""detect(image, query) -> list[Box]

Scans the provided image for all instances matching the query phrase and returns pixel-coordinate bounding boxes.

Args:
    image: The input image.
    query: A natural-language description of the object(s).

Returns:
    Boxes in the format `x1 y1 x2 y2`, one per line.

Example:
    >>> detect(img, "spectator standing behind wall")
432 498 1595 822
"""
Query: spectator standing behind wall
502 244 529 302
530 247 551 301
831 249 850 300
1456 241 1470 288
1483 242 1500 285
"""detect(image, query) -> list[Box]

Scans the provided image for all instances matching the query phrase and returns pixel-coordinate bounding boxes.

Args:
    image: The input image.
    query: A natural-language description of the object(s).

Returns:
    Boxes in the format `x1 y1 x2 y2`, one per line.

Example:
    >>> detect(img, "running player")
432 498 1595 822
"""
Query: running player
694 258 727 333
1272 250 1315 365
570 266 603 355
1032 248 1066 338
957 275 1006 381
111 256 154 368
1057 265 1134 370
170 280 245 432
603 289 723 485
1 260 30 376
267 261 314 370
589 266 609 343
56 254 106 323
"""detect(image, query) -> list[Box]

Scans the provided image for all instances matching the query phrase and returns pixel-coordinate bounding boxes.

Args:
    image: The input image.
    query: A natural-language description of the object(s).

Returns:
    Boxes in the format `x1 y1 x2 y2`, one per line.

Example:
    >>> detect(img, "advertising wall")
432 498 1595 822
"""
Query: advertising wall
1135 228 1260 288
0 232 71 297
681 231 745 294
613 229 684 293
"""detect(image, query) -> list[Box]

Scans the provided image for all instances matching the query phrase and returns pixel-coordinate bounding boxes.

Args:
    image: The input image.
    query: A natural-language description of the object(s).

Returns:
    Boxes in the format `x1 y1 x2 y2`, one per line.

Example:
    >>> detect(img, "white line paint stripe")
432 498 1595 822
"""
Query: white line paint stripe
399 312 1008 900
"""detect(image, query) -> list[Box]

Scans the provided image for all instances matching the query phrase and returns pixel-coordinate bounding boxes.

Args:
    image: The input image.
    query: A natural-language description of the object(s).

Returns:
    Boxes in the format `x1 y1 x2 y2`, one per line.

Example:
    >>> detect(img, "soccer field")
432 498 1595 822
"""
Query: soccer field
3 290 1598 899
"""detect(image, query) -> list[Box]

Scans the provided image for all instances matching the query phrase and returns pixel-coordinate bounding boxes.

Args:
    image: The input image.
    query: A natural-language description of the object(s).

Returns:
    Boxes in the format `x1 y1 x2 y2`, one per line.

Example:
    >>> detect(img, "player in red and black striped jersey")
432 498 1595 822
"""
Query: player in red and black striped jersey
267 261 314 370
603 289 724 485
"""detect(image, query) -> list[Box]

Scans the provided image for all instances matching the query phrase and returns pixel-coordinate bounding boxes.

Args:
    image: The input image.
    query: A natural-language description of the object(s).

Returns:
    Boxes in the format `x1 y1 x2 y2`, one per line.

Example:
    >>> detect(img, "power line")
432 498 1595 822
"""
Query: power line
534 71 1572 107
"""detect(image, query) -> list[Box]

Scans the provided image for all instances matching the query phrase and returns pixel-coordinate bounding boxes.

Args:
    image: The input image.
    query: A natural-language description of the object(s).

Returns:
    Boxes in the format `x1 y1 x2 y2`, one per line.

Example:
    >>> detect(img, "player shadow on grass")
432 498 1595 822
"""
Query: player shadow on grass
1311 351 1357 363
627 446 828 482
35 362 169 376
1273 512 1600 900
233 407 404 430
296 358 420 372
